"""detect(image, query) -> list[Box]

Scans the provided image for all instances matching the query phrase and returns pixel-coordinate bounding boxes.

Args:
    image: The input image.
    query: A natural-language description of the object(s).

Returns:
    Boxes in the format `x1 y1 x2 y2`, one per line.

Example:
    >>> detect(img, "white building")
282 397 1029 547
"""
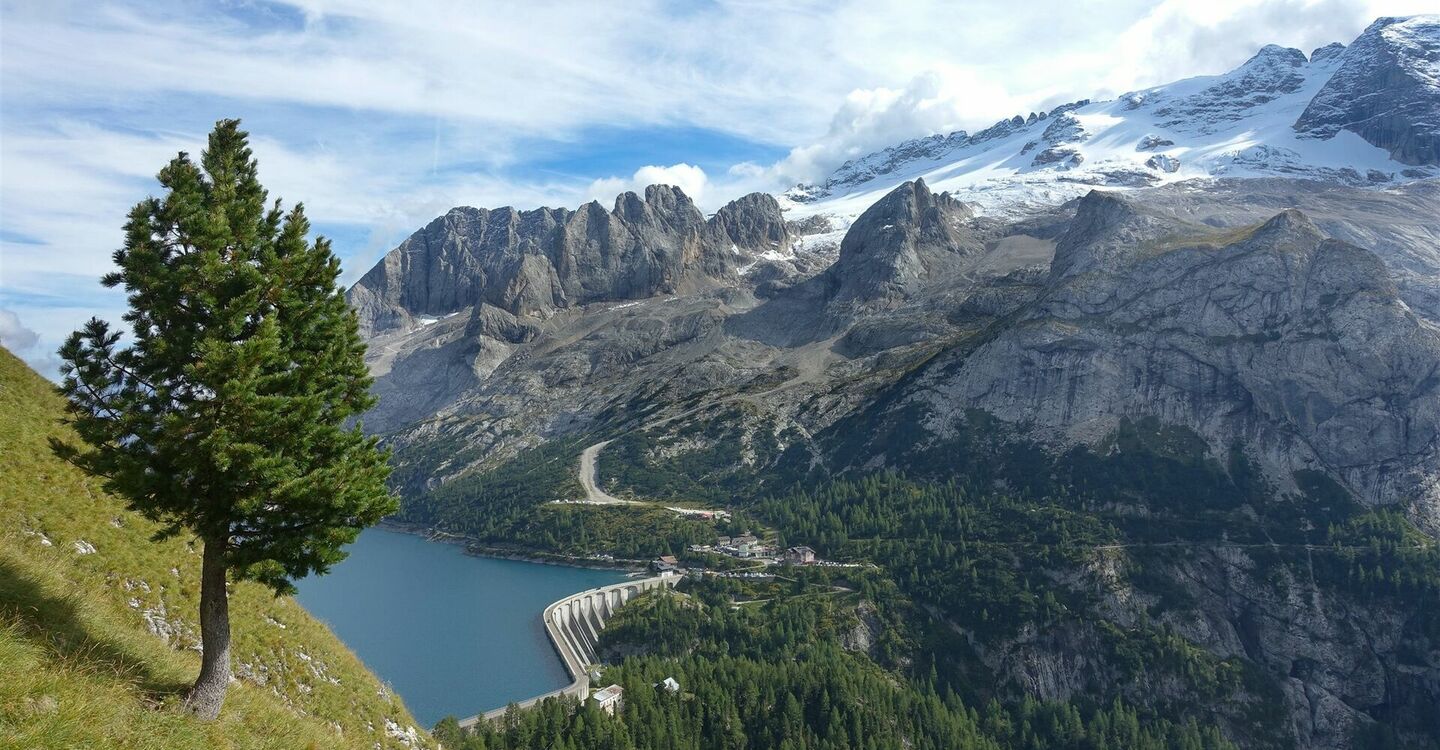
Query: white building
591 684 625 716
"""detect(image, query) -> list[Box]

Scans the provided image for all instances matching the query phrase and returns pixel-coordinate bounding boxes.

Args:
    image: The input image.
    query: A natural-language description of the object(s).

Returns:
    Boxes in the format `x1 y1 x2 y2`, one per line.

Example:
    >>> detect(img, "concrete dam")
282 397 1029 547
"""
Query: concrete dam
458 571 679 727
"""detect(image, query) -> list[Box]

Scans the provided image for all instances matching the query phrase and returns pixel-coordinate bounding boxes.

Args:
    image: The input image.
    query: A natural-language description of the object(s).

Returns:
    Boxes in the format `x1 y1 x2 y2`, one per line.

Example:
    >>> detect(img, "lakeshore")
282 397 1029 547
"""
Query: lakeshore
295 527 629 726
378 519 651 573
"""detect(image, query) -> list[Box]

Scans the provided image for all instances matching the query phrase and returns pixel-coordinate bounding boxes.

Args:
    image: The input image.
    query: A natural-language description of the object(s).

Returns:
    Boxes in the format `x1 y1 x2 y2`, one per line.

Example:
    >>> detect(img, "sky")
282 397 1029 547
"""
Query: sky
0 0 1431 377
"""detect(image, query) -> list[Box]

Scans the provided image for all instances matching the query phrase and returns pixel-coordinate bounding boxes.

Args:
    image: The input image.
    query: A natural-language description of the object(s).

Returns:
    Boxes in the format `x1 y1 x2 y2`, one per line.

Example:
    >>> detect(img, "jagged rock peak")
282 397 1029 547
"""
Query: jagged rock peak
1245 43 1309 68
1050 190 1184 279
612 184 706 232
1150 43 1311 133
1309 42 1347 63
830 179 979 303
1251 208 1324 246
1295 15 1440 165
709 192 791 253
348 183 737 337
840 179 971 252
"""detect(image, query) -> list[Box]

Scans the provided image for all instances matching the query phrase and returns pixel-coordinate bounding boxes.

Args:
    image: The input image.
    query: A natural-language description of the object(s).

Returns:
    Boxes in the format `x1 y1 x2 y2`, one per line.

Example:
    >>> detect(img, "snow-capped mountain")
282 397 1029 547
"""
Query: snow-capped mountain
784 15 1440 224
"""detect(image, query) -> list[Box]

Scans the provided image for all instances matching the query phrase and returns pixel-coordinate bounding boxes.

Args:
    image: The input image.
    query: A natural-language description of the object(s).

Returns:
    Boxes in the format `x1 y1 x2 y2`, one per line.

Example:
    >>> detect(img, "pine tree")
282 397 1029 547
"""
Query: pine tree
52 119 395 719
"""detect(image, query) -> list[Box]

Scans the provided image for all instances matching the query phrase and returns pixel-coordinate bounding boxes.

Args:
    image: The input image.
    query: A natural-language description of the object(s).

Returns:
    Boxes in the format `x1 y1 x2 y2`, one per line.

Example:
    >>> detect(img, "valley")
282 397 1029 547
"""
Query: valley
4 8 1439 750
351 16 1440 749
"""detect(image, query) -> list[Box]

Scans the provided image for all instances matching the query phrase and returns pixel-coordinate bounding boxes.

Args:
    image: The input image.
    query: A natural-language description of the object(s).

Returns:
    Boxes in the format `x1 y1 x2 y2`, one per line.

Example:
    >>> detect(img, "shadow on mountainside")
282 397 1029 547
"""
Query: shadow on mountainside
0 552 189 701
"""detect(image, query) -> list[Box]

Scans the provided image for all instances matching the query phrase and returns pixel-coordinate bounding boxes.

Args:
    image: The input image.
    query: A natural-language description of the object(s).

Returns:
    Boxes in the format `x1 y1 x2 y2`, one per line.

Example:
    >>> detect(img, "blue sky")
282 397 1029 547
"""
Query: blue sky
0 0 1428 376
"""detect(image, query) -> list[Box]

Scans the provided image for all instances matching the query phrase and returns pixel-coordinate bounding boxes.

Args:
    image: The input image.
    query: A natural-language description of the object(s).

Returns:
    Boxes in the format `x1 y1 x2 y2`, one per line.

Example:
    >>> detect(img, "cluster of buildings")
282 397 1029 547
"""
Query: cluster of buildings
589 677 681 717
690 534 778 560
663 538 824 572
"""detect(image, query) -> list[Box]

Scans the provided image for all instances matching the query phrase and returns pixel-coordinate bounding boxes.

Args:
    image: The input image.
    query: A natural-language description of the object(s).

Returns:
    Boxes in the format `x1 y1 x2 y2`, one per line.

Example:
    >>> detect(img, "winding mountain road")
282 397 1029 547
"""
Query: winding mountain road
574 352 833 506
577 439 640 504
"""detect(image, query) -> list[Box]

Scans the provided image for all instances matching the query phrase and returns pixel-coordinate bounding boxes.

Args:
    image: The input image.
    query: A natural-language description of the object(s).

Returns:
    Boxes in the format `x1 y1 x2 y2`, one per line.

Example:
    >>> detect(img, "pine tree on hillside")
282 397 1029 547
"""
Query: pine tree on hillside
52 118 395 720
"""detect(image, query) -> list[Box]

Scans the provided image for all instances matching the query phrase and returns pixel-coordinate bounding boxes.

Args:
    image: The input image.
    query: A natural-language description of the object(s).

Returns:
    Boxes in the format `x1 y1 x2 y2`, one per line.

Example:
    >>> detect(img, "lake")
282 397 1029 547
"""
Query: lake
295 527 629 727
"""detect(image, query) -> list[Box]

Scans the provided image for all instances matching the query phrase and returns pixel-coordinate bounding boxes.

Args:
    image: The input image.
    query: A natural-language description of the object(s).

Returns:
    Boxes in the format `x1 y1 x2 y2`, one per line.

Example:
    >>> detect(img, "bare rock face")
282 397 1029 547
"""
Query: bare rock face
1145 153 1180 172
1295 16 1440 166
827 179 982 304
353 176 1439 747
346 185 796 337
1309 42 1347 64
909 191 1440 526
1137 134 1176 151
1031 146 1084 169
708 191 793 259
345 205 569 335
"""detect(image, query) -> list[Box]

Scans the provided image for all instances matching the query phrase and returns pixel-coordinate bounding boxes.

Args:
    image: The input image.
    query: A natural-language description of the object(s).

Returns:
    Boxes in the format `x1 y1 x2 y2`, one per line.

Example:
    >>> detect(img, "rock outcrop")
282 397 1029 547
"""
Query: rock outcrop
347 185 793 337
826 179 982 304
708 191 793 259
1295 16 1440 166
906 191 1440 527
352 175 1440 749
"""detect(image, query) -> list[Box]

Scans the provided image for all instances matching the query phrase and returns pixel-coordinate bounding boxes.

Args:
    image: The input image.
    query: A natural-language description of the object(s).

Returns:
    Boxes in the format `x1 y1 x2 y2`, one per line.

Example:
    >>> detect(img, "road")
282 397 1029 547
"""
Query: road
577 439 640 504
574 345 839 508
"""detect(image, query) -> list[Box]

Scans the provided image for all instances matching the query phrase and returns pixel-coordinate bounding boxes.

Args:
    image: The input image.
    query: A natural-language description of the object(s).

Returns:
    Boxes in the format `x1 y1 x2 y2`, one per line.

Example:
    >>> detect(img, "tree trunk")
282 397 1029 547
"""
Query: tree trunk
184 536 231 719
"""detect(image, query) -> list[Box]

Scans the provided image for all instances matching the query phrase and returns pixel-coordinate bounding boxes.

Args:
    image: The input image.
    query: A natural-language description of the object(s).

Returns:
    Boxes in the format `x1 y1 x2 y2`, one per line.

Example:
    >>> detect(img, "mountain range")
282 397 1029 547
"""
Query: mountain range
346 16 1440 749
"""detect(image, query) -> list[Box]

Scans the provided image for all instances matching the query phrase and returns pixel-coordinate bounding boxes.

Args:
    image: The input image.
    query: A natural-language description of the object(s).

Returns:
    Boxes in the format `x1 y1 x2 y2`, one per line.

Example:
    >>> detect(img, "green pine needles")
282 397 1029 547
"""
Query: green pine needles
52 118 395 719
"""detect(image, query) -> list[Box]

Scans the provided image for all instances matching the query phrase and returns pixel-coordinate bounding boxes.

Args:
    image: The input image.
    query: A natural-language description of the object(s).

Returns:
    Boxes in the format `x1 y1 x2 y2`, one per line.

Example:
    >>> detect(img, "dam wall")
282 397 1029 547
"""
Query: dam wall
458 571 679 727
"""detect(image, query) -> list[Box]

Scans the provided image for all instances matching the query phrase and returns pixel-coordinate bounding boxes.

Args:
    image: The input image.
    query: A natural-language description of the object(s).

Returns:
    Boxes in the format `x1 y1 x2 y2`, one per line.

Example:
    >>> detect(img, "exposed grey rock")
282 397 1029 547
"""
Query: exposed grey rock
348 185 799 337
1309 42 1347 64
1041 112 1087 145
1032 147 1084 169
787 214 833 236
1145 153 1181 172
1295 16 1440 166
354 176 1440 748
908 192 1440 526
710 192 791 253
827 179 981 304
1137 134 1176 151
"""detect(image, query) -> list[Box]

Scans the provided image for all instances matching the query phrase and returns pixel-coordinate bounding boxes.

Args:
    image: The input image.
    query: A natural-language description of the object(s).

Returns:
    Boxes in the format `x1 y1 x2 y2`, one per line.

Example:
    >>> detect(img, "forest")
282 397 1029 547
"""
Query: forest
436 579 1235 750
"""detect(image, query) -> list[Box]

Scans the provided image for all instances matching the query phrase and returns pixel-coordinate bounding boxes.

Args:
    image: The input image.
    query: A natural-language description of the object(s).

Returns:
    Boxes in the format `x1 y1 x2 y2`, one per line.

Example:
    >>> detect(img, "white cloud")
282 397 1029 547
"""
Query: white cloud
1101 0 1437 94
0 307 64 380
0 309 40 353
757 68 1026 186
1 0 1431 370
587 164 710 207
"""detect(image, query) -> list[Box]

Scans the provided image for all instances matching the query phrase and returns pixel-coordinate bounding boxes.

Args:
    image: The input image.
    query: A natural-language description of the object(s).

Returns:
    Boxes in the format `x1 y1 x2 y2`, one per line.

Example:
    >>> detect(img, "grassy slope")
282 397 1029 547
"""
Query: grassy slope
0 347 432 750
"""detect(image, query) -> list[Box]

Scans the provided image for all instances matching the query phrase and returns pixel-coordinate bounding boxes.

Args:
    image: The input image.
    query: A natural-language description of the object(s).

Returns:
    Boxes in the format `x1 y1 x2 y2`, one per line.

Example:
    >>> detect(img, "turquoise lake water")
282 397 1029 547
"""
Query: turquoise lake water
295 527 628 727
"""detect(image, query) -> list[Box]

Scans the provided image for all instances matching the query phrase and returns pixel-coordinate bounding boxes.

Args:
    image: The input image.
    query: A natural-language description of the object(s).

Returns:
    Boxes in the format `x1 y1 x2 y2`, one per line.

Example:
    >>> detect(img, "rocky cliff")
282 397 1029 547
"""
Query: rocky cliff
347 187 791 337
344 18 1440 748
826 179 982 305
352 175 1440 750
891 191 1440 532
1295 16 1440 166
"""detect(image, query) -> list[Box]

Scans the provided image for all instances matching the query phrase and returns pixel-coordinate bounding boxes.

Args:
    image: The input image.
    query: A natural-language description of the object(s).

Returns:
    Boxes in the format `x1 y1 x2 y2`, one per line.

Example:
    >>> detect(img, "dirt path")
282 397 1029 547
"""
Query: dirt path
577 439 642 504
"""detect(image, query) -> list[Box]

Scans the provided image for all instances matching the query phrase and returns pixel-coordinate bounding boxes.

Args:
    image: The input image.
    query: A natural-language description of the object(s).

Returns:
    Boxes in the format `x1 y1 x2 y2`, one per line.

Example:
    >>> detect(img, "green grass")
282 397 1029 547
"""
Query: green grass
0 347 433 750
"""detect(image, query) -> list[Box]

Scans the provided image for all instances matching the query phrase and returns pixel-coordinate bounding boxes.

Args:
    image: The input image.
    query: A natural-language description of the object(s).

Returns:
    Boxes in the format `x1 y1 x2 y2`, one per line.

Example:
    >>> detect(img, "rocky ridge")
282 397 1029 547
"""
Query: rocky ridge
354 175 1440 750
348 187 792 337
782 15 1440 229
345 18 1440 749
